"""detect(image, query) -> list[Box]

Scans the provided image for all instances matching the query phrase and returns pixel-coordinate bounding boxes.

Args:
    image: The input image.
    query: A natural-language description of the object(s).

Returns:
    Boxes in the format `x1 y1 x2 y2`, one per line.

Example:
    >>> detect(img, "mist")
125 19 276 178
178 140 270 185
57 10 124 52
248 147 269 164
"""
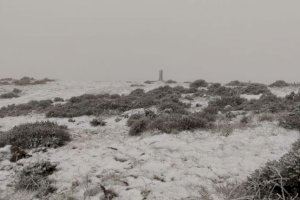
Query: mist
1 0 300 83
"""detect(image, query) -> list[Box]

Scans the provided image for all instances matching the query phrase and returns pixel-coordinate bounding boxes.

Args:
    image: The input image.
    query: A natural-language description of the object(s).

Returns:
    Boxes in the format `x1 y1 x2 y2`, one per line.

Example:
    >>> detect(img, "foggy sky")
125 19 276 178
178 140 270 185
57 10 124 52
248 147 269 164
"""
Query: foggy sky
0 0 300 83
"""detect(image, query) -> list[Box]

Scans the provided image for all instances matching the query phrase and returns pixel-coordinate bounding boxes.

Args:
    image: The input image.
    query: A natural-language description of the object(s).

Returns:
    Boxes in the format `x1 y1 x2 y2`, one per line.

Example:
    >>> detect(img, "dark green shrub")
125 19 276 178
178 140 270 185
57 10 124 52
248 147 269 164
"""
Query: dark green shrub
190 79 208 88
0 121 70 149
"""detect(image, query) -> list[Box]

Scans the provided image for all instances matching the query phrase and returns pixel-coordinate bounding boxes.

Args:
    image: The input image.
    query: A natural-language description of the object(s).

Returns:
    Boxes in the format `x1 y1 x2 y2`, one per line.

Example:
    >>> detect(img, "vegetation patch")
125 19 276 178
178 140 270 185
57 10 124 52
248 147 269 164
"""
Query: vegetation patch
190 79 208 88
46 86 192 118
229 139 300 200
128 110 216 135
0 121 70 149
15 161 57 198
90 118 107 127
269 80 290 87
0 100 53 117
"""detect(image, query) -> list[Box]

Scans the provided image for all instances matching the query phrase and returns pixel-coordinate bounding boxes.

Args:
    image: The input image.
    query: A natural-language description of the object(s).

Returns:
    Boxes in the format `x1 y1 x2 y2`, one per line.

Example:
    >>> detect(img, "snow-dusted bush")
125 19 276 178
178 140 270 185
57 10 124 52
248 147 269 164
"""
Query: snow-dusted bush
129 117 150 136
165 79 177 84
128 111 216 135
46 86 191 118
205 96 247 113
279 108 300 130
14 77 54 86
226 80 249 87
53 97 64 102
0 121 70 149
190 79 208 88
12 88 22 94
269 80 289 87
207 83 238 97
90 118 106 127
243 94 289 113
0 100 53 118
16 161 57 197
0 91 19 99
231 139 300 200
239 83 271 95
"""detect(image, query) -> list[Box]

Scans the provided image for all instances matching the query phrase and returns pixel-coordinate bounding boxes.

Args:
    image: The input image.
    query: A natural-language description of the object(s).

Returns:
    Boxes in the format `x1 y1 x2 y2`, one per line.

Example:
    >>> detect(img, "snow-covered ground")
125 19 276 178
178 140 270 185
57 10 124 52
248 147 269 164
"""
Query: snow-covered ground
0 81 299 200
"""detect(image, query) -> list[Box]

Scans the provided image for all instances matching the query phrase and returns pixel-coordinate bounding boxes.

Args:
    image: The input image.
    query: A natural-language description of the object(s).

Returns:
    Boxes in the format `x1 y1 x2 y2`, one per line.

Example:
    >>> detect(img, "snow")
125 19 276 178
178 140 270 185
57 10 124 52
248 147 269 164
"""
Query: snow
0 81 300 200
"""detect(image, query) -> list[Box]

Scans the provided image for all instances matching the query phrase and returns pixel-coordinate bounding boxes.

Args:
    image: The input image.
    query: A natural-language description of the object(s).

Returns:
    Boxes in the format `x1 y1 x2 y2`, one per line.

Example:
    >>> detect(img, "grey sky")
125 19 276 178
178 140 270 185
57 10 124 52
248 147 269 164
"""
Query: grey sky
0 0 300 83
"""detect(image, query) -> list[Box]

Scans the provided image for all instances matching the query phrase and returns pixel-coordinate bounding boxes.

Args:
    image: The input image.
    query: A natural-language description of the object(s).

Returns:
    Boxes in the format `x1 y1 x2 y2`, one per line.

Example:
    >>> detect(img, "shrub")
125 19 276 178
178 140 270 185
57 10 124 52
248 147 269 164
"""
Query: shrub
0 121 70 149
129 117 150 136
231 139 300 200
165 80 177 84
258 113 275 122
144 80 155 84
12 88 22 94
226 80 249 87
0 100 53 118
205 96 247 113
128 111 216 135
190 79 208 88
90 118 107 127
130 84 145 87
46 86 190 118
279 108 300 130
269 80 290 87
207 83 238 97
14 77 54 86
53 97 64 102
15 161 57 197
0 92 19 99
239 83 271 95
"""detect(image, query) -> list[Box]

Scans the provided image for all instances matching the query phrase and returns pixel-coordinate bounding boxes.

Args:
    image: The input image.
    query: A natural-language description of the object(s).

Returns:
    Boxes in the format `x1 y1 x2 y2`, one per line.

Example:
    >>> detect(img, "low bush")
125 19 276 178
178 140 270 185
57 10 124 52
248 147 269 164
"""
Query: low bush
205 96 247 114
15 161 57 197
14 77 54 86
165 80 177 84
269 80 290 87
190 79 208 88
90 118 107 127
46 86 191 118
226 80 249 87
129 117 150 136
258 113 275 122
0 100 53 117
0 92 20 99
0 121 70 149
207 83 238 97
231 139 300 200
239 83 271 95
279 107 300 130
53 97 64 102
243 94 289 113
144 80 155 84
12 88 22 94
128 111 216 135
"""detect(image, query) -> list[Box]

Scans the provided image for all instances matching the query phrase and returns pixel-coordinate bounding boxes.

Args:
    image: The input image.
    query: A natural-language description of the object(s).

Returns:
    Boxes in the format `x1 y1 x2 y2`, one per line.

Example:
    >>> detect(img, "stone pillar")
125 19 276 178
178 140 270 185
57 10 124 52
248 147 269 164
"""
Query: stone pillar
159 70 163 81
